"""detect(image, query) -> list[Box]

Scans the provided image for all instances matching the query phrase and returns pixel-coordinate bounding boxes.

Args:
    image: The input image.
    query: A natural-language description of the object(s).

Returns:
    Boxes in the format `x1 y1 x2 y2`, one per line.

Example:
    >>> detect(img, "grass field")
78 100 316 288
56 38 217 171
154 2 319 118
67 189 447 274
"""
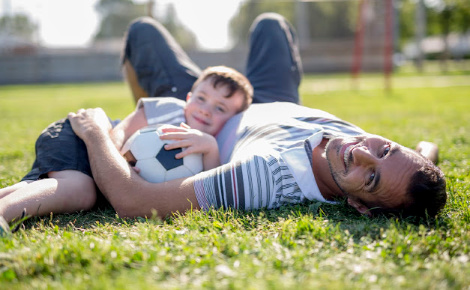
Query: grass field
0 71 469 289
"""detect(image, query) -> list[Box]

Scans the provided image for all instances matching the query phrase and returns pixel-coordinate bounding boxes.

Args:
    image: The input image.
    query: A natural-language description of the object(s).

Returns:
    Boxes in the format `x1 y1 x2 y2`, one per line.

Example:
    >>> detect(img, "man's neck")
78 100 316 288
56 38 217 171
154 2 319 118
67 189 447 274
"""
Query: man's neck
311 138 345 201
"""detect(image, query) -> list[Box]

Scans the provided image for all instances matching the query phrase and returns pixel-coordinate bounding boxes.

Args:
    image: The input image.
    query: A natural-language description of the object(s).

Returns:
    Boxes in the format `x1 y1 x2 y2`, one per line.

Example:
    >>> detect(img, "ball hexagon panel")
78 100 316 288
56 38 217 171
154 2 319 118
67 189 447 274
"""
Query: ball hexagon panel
129 130 163 160
183 152 203 174
136 158 167 183
166 165 194 181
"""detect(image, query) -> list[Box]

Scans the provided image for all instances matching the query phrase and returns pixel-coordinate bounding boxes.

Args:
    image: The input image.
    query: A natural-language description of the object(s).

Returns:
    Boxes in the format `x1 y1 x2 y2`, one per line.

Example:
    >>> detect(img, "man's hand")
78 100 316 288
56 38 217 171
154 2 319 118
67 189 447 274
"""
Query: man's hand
68 108 112 141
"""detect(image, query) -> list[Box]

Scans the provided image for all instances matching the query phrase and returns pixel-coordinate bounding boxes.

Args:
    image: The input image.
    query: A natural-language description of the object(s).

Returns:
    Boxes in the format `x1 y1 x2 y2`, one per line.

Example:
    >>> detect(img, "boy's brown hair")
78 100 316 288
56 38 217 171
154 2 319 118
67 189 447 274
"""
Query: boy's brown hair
190 66 253 112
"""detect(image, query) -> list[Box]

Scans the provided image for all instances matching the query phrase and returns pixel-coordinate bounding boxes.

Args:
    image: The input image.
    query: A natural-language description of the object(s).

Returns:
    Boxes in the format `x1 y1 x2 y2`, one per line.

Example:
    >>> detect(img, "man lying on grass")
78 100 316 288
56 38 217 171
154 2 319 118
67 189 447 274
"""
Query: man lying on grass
110 12 445 219
65 101 446 220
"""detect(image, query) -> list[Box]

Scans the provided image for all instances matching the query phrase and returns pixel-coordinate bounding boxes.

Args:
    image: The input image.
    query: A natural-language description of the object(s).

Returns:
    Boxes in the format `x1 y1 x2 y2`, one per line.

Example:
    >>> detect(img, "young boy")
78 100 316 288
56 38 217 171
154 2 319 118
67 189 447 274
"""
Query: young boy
0 66 253 230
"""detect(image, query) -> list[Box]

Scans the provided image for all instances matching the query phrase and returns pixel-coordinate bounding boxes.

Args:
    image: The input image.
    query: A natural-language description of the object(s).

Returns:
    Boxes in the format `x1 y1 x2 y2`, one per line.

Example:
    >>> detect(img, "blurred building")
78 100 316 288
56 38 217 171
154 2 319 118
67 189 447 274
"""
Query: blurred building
0 39 387 85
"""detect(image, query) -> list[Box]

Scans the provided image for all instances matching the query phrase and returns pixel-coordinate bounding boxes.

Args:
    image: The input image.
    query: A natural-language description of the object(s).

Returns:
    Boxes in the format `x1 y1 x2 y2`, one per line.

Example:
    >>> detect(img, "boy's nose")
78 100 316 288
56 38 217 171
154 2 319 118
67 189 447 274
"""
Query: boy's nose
199 104 210 116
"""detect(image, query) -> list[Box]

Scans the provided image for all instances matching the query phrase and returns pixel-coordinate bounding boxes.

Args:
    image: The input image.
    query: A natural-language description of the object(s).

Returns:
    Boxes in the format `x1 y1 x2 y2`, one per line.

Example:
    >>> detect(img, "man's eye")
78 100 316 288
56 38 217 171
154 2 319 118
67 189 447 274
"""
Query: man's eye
367 172 375 186
382 145 391 158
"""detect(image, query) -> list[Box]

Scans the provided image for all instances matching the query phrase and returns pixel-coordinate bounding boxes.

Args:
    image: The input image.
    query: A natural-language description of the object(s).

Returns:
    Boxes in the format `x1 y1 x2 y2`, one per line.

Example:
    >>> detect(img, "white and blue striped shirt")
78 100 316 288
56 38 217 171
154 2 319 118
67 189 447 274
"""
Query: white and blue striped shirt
193 102 365 211
138 97 186 126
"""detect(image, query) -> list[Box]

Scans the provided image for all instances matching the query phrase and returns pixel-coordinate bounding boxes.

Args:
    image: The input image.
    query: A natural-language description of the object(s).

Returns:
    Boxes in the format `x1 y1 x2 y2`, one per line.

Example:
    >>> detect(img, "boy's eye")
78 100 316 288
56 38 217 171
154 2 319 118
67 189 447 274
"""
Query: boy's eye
216 106 225 113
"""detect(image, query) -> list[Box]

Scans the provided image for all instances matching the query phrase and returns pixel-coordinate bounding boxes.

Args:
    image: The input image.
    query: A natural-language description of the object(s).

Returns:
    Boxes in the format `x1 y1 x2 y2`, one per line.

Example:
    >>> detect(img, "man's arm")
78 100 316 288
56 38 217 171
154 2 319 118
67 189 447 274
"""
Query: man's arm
68 108 200 218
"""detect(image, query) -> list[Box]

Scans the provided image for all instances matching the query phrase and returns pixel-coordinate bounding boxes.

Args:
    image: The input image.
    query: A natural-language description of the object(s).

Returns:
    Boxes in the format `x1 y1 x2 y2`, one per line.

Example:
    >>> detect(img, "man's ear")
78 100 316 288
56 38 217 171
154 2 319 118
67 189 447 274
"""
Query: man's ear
186 92 192 102
347 198 372 217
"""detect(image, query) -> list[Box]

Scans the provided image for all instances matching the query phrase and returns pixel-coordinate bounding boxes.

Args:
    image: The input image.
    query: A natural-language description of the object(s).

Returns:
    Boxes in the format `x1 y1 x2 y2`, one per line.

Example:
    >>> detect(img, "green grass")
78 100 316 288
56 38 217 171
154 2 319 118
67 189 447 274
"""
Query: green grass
1 72 469 289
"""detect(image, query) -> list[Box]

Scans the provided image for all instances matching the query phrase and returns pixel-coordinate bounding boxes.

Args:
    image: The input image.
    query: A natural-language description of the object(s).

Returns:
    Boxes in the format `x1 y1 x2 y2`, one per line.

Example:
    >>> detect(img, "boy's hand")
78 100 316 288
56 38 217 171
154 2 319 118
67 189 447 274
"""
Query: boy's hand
159 126 217 159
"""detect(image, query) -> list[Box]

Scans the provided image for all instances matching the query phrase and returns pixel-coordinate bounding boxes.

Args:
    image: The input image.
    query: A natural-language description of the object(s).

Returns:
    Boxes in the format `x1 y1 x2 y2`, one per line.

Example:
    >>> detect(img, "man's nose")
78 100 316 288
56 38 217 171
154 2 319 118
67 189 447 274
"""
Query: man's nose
352 146 377 167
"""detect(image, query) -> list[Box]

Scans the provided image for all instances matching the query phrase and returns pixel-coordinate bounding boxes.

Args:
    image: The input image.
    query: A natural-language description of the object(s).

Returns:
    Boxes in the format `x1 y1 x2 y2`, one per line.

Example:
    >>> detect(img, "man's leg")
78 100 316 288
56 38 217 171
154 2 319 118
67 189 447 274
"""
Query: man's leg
123 59 149 103
246 13 303 104
122 17 201 103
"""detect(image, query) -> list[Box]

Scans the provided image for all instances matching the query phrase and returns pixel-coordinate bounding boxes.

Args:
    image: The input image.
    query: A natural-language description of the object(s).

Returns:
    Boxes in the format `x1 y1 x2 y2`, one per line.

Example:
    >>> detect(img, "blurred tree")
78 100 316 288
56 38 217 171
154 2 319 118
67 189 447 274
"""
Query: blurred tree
425 0 470 62
93 0 196 50
229 1 358 48
305 1 357 39
453 0 470 34
94 0 145 40
399 0 470 41
0 13 37 41
160 4 197 50
397 0 416 47
229 1 295 47
426 0 470 35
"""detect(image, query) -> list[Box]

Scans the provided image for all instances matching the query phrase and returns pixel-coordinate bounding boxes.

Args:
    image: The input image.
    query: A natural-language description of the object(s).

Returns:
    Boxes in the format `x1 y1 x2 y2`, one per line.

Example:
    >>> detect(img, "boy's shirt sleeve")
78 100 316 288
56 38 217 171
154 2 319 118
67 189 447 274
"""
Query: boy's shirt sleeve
137 97 186 126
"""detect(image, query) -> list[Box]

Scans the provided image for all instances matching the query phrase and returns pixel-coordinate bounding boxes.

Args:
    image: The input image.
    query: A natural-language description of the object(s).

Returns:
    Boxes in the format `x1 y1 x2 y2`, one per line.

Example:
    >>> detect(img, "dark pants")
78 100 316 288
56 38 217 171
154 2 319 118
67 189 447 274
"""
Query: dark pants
123 13 302 104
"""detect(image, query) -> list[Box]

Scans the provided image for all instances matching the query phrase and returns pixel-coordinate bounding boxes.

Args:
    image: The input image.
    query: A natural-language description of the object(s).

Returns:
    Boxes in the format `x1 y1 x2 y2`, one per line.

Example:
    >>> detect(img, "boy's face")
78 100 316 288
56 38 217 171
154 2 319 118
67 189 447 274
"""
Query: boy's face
185 78 245 136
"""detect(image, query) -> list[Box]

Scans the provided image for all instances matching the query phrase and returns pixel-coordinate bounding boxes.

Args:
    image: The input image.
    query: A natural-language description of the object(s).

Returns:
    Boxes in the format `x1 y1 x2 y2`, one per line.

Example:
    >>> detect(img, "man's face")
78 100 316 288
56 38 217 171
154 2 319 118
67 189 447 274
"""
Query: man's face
185 79 244 136
325 134 423 214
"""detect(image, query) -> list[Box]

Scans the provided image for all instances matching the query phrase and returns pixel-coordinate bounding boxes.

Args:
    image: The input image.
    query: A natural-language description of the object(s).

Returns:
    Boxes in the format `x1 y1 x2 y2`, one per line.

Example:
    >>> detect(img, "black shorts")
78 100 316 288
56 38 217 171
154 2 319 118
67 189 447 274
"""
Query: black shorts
21 118 92 181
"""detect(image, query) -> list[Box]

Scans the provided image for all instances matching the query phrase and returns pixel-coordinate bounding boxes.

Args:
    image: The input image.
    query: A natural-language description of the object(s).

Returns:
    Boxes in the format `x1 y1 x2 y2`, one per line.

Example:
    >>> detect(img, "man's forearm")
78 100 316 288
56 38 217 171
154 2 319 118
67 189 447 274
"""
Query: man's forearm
84 129 141 212
68 108 200 218
84 124 200 218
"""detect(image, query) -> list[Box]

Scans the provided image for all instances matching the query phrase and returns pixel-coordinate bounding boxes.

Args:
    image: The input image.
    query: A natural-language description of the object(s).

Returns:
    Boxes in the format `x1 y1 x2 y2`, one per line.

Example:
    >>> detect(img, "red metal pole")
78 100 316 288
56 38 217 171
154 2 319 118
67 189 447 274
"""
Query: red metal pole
384 0 394 91
351 0 366 89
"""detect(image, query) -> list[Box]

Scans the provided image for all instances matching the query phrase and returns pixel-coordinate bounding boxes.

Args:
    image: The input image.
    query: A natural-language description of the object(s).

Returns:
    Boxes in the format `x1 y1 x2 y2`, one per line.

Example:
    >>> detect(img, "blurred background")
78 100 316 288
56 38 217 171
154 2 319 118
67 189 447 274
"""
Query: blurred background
0 0 469 85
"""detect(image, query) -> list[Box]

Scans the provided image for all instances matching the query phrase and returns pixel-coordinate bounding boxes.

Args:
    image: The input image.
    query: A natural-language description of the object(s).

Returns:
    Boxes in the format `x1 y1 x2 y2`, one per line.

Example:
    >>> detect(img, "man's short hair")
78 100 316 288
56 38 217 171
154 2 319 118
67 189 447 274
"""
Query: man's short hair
191 66 253 113
370 158 447 218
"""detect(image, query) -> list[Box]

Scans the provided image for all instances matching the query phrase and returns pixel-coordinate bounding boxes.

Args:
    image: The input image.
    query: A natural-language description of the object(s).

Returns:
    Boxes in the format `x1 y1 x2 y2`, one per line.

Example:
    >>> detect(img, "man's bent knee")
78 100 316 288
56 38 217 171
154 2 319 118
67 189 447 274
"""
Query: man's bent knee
251 12 288 32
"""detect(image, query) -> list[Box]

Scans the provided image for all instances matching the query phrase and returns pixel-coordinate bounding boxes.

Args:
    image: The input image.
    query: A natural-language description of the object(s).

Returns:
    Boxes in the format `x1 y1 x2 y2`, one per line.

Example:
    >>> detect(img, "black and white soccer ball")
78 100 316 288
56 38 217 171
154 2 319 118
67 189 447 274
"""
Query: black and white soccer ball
121 124 203 183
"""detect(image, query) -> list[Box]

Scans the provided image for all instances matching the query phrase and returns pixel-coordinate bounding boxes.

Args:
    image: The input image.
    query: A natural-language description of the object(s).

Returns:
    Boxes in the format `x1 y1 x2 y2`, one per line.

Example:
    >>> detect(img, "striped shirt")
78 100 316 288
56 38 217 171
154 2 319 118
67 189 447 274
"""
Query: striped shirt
138 97 186 126
194 102 365 211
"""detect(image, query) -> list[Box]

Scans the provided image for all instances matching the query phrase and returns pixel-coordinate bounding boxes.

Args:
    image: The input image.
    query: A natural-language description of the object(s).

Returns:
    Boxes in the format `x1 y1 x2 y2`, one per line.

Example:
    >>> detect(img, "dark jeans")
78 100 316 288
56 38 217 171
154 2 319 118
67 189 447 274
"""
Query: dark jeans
123 13 302 104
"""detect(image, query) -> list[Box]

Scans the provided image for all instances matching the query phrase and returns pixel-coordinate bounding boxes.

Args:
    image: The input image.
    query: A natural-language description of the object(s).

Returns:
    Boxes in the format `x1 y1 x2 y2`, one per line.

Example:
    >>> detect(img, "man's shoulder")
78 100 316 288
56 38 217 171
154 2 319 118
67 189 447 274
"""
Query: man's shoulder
245 102 338 122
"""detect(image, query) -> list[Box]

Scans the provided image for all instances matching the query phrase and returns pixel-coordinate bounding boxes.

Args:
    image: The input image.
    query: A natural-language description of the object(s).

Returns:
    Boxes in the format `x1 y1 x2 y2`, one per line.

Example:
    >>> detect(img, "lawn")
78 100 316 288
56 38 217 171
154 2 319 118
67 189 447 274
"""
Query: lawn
0 71 469 289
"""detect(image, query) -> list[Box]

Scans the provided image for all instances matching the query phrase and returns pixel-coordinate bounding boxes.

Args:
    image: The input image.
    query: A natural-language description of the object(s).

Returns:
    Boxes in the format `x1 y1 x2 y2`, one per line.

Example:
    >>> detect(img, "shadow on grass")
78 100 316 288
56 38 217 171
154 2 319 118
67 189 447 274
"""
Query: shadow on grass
18 197 449 244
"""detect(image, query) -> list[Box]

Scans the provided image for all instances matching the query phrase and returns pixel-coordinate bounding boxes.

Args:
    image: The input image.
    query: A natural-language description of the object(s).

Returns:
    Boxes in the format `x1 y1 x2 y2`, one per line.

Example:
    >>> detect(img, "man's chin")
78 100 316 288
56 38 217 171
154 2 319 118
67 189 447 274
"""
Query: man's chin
324 138 349 197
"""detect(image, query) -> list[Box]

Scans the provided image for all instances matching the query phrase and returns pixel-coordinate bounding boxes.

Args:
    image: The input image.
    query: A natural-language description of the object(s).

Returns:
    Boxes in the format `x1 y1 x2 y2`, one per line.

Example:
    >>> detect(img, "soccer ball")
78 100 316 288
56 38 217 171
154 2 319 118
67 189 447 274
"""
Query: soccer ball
121 124 203 183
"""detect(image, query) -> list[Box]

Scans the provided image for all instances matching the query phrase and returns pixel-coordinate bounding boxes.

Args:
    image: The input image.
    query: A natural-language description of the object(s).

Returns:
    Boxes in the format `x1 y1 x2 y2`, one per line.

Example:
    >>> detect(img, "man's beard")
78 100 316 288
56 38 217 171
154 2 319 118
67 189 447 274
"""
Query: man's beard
325 138 349 197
